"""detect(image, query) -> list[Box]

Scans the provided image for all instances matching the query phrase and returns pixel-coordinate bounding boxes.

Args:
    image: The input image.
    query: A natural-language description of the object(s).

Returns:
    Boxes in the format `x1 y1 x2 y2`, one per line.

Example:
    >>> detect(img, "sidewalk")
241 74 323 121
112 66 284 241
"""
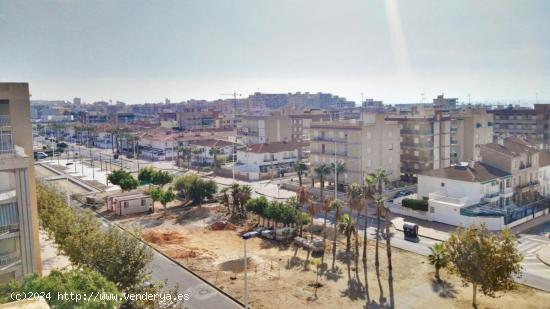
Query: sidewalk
537 245 550 267
391 215 450 241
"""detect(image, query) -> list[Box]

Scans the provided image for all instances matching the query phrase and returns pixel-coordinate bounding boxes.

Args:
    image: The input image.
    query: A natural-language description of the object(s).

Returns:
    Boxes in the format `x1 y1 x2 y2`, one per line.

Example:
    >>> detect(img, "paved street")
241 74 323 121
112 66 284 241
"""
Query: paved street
516 234 550 291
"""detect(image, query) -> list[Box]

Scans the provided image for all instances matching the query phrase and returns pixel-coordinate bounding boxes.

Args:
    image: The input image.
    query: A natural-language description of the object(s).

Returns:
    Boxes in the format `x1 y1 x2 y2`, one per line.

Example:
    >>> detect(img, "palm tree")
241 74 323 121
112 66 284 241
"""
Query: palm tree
306 191 317 241
330 199 343 270
321 197 332 245
313 163 331 213
373 194 385 267
362 175 375 262
339 213 356 257
372 168 390 195
220 187 230 212
330 161 346 191
297 187 309 237
347 183 362 220
230 183 241 216
209 147 222 168
383 197 393 271
192 147 202 170
428 243 448 281
294 161 307 187
238 185 252 216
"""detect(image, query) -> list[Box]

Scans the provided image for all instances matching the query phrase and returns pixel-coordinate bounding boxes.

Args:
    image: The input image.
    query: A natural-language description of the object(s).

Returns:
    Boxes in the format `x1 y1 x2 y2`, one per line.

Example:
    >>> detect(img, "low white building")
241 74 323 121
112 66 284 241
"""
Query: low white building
235 141 303 180
108 191 153 216
393 162 517 230
139 132 178 161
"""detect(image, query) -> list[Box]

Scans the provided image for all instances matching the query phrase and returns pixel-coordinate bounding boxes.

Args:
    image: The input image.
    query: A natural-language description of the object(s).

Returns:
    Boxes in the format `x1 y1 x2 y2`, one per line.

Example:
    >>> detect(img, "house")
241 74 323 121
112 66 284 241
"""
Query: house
108 191 153 216
185 139 237 166
139 130 179 161
235 141 303 180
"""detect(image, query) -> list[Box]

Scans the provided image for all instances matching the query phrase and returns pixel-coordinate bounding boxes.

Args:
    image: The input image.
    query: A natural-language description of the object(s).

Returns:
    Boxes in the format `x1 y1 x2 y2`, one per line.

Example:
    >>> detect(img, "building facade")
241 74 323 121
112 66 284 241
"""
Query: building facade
238 111 292 145
0 83 41 283
309 113 401 186
450 108 494 164
386 106 451 180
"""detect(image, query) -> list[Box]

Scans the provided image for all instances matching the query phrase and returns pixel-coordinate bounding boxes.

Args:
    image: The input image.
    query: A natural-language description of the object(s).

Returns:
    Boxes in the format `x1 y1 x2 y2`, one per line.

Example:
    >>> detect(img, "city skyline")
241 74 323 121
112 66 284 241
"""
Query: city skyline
1 0 549 104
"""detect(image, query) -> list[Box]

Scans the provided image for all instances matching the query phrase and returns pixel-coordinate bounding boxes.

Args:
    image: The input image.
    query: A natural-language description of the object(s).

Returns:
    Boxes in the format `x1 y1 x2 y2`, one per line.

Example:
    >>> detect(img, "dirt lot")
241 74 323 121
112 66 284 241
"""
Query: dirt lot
117 204 550 309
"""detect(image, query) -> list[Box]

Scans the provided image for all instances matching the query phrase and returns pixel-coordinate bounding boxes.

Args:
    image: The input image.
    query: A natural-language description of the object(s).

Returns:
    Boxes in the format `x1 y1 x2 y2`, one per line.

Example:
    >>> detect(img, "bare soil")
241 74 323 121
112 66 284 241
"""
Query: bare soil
119 204 550 309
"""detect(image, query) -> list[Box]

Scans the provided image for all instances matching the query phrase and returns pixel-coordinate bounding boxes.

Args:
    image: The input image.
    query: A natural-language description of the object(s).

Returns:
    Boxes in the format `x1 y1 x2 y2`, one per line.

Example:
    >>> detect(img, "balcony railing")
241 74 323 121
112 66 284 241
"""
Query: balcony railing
401 129 434 135
0 224 19 235
484 192 500 199
0 252 20 268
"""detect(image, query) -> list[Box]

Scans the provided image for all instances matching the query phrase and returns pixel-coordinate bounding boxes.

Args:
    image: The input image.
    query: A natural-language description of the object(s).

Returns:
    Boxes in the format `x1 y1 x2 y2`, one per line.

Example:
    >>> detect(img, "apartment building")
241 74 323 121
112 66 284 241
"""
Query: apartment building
176 110 220 131
450 108 494 163
0 83 41 283
480 136 542 203
386 105 451 180
238 111 292 145
309 113 401 186
490 107 537 141
289 110 331 143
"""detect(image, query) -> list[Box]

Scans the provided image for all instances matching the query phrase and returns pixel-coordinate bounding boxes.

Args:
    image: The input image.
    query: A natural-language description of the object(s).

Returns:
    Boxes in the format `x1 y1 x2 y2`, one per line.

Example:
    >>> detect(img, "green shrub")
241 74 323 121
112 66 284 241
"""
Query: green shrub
402 198 429 211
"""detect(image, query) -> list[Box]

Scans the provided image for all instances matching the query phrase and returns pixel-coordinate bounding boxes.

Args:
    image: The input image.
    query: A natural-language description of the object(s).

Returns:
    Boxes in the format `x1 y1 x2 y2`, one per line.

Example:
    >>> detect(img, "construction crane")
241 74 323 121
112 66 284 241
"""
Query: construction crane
220 91 242 113
220 91 243 183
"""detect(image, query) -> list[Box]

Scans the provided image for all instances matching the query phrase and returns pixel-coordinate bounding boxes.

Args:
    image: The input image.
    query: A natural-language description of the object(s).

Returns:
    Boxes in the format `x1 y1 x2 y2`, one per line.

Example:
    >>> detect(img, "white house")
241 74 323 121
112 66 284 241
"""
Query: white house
235 141 303 180
397 162 515 230
139 132 178 161
185 139 237 166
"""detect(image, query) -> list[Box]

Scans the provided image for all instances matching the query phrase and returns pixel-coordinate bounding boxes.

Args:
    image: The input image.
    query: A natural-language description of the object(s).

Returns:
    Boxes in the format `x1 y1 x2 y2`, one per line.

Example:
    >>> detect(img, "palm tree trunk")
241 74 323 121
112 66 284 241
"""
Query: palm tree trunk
298 172 303 187
331 208 339 270
363 200 368 262
385 208 392 271
472 283 477 307
375 207 381 267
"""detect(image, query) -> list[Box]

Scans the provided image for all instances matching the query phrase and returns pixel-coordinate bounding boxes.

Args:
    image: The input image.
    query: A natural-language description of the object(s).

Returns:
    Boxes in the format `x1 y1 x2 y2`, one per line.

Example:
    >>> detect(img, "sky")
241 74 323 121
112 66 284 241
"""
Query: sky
0 0 549 104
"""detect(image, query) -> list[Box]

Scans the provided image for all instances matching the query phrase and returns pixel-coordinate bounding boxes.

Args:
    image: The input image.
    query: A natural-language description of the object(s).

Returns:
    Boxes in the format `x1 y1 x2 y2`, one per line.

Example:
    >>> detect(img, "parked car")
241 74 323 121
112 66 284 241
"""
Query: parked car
34 152 48 160
393 190 414 199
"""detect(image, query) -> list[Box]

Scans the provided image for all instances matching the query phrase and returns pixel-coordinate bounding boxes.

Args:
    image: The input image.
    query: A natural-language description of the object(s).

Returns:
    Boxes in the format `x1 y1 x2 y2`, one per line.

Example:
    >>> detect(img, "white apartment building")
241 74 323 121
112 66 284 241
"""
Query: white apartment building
235 141 302 180
0 83 41 283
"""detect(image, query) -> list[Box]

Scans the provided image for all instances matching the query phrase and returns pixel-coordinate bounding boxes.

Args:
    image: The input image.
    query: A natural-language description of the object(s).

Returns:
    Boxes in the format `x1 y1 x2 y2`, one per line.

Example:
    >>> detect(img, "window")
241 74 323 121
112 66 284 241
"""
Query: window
141 199 146 206
441 182 445 187
124 201 129 208
388 143 393 150
321 144 325 154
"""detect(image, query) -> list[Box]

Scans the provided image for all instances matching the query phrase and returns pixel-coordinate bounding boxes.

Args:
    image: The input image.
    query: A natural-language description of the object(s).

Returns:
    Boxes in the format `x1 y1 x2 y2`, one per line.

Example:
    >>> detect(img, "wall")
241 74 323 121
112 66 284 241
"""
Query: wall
417 174 482 205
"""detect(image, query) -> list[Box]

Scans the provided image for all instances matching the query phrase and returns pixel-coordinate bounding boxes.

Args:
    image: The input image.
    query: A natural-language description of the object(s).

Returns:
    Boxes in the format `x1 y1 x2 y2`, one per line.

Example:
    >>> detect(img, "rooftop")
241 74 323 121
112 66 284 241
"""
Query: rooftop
420 162 510 183
482 136 539 157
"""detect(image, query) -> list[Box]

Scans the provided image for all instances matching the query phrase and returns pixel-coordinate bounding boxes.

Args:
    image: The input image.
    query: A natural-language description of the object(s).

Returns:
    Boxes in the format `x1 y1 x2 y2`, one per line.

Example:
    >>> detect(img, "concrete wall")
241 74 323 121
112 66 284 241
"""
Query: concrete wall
0 83 41 277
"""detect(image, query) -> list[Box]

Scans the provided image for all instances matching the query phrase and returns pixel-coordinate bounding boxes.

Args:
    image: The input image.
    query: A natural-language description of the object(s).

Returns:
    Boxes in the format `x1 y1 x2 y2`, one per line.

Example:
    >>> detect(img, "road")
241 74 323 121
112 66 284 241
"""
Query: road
516 233 550 291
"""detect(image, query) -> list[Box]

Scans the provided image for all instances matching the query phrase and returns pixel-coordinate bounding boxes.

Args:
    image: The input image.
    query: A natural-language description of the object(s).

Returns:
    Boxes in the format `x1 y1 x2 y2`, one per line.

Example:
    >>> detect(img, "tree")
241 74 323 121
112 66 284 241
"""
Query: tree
297 187 310 237
446 224 522 307
383 197 393 272
36 184 154 292
373 194 385 267
107 170 138 191
149 187 162 211
339 213 356 257
330 161 346 190
208 147 222 168
314 163 331 204
245 197 269 225
159 189 176 211
138 166 155 186
0 268 121 308
294 161 308 187
152 170 173 187
362 175 375 262
172 175 187 196
330 199 343 270
428 243 448 281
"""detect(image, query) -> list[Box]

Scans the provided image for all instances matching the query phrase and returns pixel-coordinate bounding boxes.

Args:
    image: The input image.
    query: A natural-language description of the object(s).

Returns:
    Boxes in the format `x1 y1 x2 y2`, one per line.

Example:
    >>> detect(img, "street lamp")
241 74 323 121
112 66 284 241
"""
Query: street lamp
241 231 259 309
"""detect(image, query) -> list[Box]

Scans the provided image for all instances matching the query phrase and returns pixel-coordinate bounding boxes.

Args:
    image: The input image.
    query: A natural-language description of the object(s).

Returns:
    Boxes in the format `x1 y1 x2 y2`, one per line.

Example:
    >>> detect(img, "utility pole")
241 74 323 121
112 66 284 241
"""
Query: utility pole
334 141 337 200
220 91 242 183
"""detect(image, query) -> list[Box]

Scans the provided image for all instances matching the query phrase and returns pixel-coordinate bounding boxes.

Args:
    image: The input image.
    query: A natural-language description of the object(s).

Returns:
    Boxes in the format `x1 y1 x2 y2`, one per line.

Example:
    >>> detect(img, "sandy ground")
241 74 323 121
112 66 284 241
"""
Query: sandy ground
115 204 550 309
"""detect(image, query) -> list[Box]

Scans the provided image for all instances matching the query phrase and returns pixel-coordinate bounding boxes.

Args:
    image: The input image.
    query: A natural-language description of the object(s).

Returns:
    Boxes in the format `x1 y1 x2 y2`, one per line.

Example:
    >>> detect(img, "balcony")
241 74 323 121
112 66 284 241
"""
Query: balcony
311 136 347 143
0 252 20 268
401 129 434 135
517 181 539 192
519 162 533 170
0 224 19 236
483 191 500 202
401 141 434 149
0 115 15 156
